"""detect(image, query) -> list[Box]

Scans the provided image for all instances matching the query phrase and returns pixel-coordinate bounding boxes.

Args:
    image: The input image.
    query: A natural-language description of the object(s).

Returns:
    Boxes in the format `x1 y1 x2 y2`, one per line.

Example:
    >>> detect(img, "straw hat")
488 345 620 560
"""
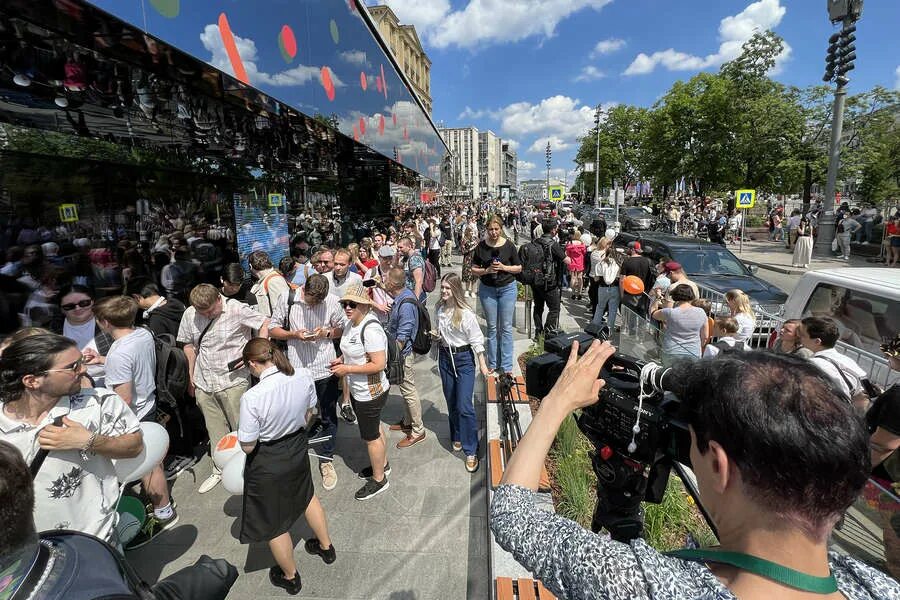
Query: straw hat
340 282 372 305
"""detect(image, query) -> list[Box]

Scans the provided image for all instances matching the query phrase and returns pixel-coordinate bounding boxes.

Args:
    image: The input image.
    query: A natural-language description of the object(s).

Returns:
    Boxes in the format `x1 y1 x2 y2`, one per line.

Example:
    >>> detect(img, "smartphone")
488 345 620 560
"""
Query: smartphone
362 278 377 288
227 357 244 371
492 257 500 264
302 331 317 339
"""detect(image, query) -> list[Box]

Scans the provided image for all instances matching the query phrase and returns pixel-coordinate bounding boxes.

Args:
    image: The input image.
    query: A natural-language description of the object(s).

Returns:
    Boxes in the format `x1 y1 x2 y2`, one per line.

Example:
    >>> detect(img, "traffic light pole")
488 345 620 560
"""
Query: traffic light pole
816 74 848 255
594 106 601 208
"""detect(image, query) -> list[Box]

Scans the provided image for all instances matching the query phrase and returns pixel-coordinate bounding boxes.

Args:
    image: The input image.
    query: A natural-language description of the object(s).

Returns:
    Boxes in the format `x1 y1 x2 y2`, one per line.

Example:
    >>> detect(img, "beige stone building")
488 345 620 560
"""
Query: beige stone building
367 5 432 115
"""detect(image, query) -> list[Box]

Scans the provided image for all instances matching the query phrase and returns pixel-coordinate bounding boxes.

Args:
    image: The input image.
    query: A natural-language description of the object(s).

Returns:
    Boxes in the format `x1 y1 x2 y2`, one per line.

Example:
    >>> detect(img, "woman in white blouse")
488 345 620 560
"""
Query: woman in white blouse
434 273 491 473
238 338 334 595
725 288 756 343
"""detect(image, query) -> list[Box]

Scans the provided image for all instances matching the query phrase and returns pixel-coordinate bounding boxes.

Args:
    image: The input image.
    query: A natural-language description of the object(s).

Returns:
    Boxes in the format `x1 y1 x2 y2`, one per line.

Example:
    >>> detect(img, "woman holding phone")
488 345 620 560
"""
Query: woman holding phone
470 214 521 375
434 274 491 472
238 338 334 595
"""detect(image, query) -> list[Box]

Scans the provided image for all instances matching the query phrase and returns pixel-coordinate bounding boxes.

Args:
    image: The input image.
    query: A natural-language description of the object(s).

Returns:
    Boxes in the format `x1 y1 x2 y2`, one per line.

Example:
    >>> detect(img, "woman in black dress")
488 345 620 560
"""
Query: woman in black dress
238 338 335 595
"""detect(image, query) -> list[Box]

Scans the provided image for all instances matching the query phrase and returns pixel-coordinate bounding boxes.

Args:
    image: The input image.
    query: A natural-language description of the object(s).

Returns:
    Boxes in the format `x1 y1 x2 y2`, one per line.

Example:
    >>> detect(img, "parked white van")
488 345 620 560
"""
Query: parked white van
780 268 900 386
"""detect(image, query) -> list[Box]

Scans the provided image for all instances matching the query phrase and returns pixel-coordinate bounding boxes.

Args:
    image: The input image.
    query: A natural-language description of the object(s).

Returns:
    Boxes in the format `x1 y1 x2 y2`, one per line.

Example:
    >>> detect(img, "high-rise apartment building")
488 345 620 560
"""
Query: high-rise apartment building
478 131 502 199
439 127 481 200
368 5 432 115
501 142 517 190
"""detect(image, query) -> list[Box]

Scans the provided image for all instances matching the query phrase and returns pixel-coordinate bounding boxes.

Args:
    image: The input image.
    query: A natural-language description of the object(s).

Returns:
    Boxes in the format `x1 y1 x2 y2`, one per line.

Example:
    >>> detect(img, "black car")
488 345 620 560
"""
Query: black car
613 232 787 313
621 207 660 232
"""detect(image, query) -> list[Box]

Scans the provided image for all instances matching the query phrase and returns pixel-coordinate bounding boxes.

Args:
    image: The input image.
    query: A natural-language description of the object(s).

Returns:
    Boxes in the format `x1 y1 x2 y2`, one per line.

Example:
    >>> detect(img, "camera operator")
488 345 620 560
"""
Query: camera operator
492 341 898 599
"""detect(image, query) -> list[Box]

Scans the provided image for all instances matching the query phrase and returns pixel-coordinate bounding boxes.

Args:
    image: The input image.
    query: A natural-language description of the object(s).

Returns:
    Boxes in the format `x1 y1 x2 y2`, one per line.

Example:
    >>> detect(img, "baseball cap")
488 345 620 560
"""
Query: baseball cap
664 261 683 273
627 241 643 253
378 245 396 258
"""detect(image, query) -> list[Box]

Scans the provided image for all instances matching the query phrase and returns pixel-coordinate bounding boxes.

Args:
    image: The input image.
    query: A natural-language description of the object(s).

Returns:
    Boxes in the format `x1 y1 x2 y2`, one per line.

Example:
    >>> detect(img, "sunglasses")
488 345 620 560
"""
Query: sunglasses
42 356 86 375
61 299 93 311
340 301 358 309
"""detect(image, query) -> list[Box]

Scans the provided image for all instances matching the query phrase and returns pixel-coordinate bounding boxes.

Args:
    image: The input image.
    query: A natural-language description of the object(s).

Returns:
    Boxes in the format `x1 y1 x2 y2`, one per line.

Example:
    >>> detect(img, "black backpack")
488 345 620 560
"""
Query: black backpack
360 320 404 385
519 238 556 289
396 297 432 355
142 326 189 409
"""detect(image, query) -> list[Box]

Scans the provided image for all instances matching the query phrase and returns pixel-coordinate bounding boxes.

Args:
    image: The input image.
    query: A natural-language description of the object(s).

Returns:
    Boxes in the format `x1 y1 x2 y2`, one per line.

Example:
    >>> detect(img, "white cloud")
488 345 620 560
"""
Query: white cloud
457 106 500 121
517 160 536 171
498 96 600 144
339 50 368 66
200 24 344 88
623 0 791 76
574 65 606 82
528 135 570 153
591 38 625 57
380 0 612 50
505 139 520 151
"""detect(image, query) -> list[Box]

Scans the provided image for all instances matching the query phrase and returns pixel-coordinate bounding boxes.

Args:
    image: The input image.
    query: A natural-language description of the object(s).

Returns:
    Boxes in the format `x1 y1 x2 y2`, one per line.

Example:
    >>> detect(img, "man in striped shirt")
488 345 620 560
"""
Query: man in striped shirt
269 274 346 490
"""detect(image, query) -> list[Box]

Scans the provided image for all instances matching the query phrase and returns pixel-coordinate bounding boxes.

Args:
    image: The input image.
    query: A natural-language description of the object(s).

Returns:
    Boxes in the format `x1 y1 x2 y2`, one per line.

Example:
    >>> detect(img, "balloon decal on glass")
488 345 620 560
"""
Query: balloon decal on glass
321 66 336 101
278 25 298 63
360 71 368 90
149 0 180 18
380 64 387 99
359 117 366 135
218 13 249 84
379 114 385 135
330 20 340 44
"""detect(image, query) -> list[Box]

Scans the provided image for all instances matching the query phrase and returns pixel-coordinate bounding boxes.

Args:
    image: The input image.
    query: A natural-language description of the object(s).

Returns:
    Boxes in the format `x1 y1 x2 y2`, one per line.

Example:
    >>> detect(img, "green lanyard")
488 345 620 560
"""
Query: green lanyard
667 549 838 594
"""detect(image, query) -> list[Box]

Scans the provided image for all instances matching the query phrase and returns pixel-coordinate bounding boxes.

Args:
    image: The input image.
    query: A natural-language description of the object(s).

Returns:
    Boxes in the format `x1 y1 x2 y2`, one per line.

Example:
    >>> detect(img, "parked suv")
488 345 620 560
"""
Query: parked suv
621 207 659 232
613 232 787 313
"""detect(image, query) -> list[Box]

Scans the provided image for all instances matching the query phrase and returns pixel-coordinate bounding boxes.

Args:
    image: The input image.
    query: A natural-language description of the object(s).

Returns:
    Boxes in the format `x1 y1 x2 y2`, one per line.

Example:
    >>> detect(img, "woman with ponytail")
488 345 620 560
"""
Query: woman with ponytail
237 338 334 595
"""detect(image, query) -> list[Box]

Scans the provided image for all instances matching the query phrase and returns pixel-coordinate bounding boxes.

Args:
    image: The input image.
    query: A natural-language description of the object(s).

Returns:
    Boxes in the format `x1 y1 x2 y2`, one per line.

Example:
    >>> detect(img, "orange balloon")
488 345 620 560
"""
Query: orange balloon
622 275 645 296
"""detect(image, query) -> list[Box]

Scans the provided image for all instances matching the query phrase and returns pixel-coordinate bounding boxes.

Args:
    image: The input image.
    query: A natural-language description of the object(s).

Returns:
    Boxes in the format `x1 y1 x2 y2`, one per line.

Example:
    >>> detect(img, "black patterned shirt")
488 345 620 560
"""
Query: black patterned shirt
490 484 900 599
0 389 140 542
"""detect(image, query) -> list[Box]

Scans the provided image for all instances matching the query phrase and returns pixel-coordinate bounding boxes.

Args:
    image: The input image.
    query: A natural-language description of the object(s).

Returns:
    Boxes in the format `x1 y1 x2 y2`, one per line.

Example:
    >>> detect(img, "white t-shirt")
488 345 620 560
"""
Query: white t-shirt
732 312 756 343
810 348 867 398
238 366 316 443
63 318 105 385
340 314 389 402
104 328 157 420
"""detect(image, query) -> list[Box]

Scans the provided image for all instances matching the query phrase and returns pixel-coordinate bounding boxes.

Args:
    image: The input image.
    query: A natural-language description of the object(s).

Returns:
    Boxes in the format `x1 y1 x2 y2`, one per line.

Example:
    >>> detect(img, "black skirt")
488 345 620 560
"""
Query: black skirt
239 427 314 543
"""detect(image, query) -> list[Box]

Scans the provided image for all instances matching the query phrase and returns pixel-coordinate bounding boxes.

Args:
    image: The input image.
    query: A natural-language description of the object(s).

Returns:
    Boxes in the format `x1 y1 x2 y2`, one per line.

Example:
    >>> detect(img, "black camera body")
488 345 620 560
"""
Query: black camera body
525 328 697 541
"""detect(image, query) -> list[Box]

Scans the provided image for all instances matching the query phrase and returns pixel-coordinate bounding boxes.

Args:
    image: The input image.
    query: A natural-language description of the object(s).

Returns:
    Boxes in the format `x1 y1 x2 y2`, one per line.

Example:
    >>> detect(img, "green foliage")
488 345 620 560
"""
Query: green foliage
643 478 718 551
550 415 594 528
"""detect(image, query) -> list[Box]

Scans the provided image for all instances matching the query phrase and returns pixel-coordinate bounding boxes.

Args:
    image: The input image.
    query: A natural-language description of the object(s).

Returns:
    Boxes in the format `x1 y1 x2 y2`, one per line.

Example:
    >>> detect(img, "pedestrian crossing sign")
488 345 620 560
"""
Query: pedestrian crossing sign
548 186 564 201
268 193 284 208
735 189 756 209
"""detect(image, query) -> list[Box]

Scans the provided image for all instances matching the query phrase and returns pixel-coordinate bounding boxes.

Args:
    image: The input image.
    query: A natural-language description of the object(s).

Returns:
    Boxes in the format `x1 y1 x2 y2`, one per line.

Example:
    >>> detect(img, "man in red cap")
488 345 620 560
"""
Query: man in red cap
661 261 699 307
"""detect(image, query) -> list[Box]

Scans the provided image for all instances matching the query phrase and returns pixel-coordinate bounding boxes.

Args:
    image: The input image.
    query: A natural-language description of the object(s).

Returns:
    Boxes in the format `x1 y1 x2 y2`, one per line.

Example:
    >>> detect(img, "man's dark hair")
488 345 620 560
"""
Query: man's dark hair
124 277 160 299
673 351 868 541
221 263 245 285
0 441 36 555
58 284 95 304
801 316 839 348
0 334 77 402
278 256 297 275
248 251 273 272
304 274 329 303
670 284 696 302
541 218 558 234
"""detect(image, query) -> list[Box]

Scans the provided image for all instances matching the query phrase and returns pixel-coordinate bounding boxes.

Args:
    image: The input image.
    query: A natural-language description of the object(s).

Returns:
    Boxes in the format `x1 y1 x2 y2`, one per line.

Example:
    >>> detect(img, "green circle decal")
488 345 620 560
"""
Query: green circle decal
330 20 340 44
149 0 180 18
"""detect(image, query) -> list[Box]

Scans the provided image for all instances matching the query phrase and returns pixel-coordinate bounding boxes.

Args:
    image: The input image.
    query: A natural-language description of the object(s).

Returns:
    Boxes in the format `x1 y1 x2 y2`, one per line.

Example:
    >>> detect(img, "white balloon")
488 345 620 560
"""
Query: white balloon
604 229 617 240
221 452 246 495
113 422 169 483
212 431 242 471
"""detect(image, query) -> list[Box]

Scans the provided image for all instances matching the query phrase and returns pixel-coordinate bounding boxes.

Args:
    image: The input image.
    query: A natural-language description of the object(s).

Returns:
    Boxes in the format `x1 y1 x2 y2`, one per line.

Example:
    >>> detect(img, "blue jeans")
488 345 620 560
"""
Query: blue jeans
478 281 517 372
438 348 478 456
313 375 339 461
592 286 619 328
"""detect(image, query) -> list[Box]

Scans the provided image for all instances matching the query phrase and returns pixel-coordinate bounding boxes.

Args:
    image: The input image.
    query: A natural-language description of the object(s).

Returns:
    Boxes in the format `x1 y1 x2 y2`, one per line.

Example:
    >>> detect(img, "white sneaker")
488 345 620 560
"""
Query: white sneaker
198 473 221 494
320 462 338 491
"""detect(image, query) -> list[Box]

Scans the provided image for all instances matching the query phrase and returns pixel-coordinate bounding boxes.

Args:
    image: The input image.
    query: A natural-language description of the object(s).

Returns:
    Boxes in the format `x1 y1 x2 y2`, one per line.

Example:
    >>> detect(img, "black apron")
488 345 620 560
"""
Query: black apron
239 427 313 543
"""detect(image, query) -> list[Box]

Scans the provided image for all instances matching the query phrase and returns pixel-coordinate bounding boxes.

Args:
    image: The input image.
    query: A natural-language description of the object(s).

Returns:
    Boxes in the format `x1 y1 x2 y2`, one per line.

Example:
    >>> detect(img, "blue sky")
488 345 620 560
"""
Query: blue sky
375 0 900 184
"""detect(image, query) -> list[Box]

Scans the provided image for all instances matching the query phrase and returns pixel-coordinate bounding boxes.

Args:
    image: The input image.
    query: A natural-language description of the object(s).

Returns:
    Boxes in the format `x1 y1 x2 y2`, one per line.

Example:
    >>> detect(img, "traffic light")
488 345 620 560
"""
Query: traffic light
823 22 858 85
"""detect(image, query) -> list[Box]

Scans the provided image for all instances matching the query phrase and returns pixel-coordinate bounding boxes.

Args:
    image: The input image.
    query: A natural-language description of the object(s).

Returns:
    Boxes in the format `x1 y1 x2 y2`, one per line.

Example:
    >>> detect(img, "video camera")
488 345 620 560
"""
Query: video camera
525 325 702 542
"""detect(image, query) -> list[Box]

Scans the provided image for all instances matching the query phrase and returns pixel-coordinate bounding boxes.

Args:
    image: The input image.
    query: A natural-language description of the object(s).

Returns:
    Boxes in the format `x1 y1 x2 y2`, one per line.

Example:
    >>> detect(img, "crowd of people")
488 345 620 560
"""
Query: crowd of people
0 195 898 597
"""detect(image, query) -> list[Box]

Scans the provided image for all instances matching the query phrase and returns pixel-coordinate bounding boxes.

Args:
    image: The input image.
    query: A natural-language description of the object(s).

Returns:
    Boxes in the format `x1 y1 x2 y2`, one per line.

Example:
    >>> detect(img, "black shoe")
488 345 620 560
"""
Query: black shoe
304 538 336 564
355 476 389 500
269 566 302 595
357 462 391 479
125 509 179 550
340 403 357 424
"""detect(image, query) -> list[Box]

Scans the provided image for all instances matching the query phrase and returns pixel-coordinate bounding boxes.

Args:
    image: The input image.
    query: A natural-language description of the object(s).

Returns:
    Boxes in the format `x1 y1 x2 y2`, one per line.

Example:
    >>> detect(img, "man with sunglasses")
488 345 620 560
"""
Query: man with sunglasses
0 334 143 542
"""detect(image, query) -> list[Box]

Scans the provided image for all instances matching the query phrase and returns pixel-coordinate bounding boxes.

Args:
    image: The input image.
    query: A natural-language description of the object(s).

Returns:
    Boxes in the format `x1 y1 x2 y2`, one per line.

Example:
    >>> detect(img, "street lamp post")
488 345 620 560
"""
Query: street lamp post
594 105 602 208
816 0 862 256
545 142 552 194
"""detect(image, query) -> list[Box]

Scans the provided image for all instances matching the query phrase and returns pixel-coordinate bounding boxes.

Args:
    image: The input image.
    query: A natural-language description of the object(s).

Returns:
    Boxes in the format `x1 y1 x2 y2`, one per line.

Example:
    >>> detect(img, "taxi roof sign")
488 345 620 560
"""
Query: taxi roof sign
735 189 756 209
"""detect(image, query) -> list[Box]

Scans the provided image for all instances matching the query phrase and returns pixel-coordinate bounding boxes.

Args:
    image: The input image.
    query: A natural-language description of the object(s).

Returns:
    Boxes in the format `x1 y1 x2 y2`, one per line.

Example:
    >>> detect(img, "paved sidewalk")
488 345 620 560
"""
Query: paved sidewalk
730 238 883 274
127 261 489 600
